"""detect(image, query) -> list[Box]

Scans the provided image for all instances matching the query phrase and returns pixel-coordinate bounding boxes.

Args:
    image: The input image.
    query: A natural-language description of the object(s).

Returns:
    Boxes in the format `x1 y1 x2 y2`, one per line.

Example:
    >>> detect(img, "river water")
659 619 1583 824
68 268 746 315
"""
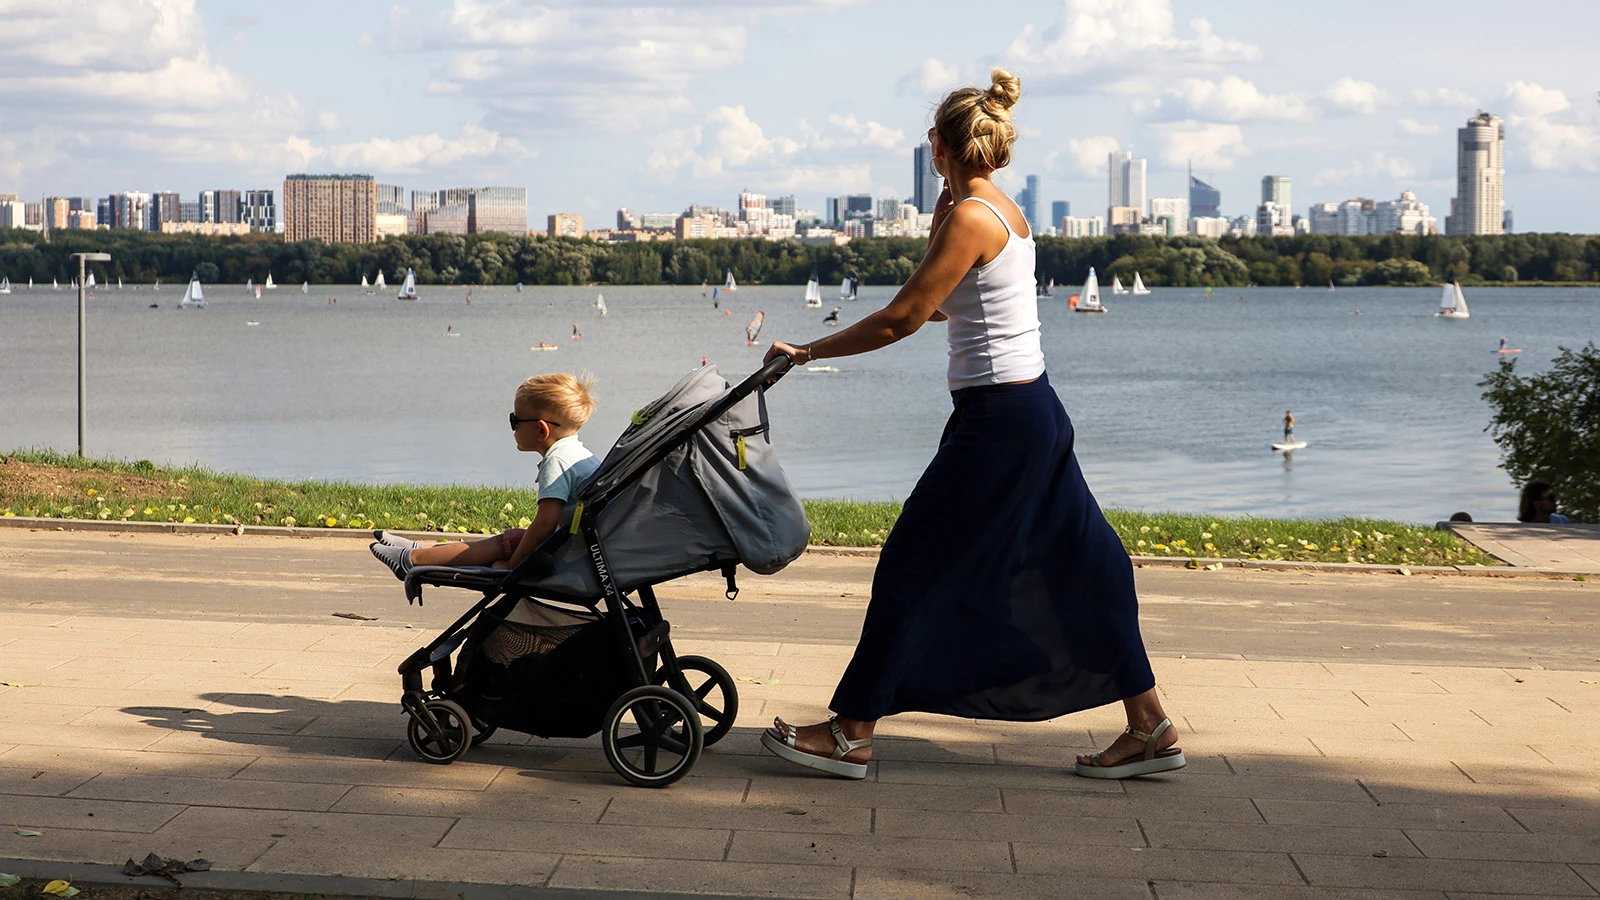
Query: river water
2 282 1594 523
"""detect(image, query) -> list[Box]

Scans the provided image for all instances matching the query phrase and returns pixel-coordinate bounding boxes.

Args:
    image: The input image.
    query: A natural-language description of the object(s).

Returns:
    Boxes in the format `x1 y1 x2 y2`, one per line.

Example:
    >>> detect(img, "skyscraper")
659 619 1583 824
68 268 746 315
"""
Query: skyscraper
242 190 277 233
1108 151 1146 216
1446 110 1505 235
1013 174 1039 232
913 141 940 214
1260 176 1291 211
1050 201 1069 231
1188 165 1221 217
283 174 376 244
467 187 527 234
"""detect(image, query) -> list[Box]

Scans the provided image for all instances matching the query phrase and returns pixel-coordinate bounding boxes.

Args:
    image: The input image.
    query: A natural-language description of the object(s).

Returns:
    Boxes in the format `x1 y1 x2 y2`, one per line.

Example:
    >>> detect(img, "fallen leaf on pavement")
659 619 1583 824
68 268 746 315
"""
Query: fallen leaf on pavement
1581 680 1597 685
0 874 21 887
15 828 42 837
40 880 79 897
122 853 213 886
332 612 377 621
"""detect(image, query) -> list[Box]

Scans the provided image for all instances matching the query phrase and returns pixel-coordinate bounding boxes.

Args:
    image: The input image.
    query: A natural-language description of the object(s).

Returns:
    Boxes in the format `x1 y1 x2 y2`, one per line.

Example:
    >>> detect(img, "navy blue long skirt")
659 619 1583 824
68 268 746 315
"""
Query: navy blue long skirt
830 374 1155 722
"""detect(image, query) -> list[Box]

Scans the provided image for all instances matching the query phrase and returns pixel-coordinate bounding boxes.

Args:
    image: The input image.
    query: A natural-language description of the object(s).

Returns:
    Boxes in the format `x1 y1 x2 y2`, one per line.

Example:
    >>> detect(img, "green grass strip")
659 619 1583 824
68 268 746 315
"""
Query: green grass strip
2 448 1497 567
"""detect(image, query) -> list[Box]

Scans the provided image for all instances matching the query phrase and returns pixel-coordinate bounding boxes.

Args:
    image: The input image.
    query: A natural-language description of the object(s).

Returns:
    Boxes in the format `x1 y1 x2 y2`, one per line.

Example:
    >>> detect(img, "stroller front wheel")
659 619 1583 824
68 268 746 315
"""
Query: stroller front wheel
602 685 703 787
657 655 739 746
406 698 473 764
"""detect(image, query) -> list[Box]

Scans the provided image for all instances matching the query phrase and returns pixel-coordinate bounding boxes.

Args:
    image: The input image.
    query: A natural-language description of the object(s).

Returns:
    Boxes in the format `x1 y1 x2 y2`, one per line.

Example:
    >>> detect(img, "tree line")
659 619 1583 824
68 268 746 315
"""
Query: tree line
2 227 1597 288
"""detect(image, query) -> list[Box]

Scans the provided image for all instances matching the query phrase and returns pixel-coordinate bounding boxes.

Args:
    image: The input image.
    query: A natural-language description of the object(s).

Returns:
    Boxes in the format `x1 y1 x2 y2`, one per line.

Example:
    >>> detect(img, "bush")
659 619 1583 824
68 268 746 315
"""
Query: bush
1480 344 1600 522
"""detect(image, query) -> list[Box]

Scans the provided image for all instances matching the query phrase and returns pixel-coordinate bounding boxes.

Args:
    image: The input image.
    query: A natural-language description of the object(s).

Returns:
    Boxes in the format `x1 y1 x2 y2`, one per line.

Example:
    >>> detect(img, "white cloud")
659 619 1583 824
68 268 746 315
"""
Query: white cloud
1397 118 1438 136
1064 136 1121 177
1001 0 1260 94
1500 81 1600 174
899 58 964 96
1411 87 1477 110
1310 152 1418 186
1154 122 1245 169
1142 76 1311 122
648 106 897 193
1322 77 1388 115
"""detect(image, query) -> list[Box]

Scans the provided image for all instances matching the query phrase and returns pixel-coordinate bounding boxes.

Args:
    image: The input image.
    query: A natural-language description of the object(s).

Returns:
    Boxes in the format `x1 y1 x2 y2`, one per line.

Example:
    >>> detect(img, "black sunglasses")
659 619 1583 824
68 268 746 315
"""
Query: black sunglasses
510 412 561 431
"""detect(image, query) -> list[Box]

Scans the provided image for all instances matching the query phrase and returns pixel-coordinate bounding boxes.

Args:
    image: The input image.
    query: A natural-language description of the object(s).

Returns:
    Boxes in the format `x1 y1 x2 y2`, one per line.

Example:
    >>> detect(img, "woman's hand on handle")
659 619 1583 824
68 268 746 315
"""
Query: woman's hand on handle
765 341 811 367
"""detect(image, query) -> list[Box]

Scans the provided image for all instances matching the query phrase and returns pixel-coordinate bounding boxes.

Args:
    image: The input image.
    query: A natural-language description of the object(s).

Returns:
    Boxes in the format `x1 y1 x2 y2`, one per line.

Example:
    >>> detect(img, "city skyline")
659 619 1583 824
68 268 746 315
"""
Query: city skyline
0 1 1596 231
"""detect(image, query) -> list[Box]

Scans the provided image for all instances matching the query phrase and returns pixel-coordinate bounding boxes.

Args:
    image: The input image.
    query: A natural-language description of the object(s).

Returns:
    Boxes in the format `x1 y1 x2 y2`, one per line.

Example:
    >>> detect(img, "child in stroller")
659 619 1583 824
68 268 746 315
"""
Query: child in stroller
370 372 600 578
389 359 811 787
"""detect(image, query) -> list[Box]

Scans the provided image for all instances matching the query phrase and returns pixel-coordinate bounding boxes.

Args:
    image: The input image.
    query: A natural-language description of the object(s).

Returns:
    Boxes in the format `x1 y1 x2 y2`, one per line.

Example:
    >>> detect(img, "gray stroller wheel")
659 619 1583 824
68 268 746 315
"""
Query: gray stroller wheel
407 699 472 764
657 655 738 746
602 685 703 787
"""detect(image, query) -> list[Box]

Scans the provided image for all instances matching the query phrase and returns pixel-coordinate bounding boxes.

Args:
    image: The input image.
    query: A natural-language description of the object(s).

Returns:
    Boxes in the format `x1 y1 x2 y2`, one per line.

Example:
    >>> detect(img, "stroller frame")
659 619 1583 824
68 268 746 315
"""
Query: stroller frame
395 357 794 787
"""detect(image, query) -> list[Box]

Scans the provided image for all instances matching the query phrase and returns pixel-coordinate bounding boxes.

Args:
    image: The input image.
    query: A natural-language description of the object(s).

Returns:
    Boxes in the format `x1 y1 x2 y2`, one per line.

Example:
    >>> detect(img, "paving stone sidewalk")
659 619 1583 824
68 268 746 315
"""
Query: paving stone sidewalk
1446 522 1600 573
2 531 1600 899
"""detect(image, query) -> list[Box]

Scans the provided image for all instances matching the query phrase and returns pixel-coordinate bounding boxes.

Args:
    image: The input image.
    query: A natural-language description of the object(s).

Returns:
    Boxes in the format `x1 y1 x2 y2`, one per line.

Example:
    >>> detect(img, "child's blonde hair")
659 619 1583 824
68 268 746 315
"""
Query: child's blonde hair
516 372 596 432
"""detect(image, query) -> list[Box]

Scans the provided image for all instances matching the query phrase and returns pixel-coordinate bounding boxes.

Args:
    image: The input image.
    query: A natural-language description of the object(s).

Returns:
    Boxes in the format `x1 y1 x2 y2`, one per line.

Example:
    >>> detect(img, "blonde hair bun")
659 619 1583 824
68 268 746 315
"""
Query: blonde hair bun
985 68 1021 113
932 69 1022 172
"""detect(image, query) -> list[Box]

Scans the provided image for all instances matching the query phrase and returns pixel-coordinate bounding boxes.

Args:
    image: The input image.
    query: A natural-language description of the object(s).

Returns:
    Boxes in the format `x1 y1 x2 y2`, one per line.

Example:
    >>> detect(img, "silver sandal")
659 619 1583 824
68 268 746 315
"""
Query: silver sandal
1074 717 1186 779
760 715 871 780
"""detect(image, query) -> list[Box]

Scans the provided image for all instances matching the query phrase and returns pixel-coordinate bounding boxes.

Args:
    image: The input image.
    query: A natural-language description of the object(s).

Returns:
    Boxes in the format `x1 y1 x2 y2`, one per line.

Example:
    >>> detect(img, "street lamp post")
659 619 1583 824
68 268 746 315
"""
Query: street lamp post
71 252 112 458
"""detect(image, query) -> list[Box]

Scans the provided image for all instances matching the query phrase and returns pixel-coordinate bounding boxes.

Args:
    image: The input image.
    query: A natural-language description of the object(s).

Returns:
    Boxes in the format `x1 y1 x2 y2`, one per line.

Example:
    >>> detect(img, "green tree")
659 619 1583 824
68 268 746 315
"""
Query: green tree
1480 344 1600 522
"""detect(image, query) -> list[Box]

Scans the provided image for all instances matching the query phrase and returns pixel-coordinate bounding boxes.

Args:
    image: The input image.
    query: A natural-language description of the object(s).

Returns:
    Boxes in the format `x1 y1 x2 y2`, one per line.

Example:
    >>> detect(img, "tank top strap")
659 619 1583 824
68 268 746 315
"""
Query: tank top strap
960 197 1019 239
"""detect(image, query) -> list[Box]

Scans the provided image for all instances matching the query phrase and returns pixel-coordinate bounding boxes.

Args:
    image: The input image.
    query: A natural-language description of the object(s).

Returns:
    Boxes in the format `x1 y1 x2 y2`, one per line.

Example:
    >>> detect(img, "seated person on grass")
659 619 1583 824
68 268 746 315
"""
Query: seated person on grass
370 373 600 578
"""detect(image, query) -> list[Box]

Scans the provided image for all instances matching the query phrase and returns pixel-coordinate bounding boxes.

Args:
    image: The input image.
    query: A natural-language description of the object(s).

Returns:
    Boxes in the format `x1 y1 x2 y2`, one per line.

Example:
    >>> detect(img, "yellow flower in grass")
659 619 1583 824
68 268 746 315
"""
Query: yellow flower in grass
1204 542 1216 552
1152 543 1168 551
517 516 532 529
182 516 196 523
86 488 98 496
282 516 297 527
325 517 339 527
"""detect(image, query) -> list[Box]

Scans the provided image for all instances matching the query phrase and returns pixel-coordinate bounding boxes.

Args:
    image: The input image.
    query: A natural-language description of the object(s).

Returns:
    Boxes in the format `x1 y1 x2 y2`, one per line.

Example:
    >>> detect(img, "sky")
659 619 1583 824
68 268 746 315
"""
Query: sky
2 0 1597 231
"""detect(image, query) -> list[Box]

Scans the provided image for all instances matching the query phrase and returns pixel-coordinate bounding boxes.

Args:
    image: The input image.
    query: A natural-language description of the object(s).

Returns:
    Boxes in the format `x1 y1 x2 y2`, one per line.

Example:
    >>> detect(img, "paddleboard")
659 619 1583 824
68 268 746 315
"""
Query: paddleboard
1272 441 1307 452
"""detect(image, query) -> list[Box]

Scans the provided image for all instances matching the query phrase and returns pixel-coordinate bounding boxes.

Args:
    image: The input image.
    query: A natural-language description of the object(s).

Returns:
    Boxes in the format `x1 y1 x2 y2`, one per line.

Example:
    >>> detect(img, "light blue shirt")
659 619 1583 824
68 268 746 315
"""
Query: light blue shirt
537 435 599 504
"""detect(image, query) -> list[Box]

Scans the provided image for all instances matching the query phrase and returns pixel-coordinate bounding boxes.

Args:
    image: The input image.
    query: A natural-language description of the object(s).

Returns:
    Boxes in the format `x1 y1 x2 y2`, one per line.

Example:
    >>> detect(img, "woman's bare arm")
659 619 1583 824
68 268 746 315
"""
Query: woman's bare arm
766 201 998 365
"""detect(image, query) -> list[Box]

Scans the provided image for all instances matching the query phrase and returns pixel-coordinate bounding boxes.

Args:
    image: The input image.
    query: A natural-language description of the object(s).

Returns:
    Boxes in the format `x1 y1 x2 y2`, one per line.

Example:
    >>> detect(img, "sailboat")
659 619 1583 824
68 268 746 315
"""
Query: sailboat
245 278 254 292
1435 280 1469 319
301 281 309 295
840 275 858 301
596 293 607 316
724 270 738 292
1131 272 1151 295
701 280 709 297
264 274 276 290
0 277 10 295
746 310 765 345
153 279 160 291
179 273 206 309
361 273 371 293
1075 267 1106 313
804 270 822 308
86 272 96 289
253 283 262 299
53 278 59 290
375 270 387 291
515 282 523 293
398 268 418 300
1110 275 1128 295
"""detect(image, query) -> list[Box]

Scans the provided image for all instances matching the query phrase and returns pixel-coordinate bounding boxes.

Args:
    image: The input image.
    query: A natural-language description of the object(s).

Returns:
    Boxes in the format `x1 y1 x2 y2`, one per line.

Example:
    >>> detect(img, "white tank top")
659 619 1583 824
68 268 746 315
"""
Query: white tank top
938 197 1046 391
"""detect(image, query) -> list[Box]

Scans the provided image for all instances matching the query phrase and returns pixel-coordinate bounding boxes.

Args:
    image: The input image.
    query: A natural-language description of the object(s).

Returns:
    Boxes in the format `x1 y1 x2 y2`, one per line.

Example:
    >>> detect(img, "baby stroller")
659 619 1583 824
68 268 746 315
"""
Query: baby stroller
395 358 809 787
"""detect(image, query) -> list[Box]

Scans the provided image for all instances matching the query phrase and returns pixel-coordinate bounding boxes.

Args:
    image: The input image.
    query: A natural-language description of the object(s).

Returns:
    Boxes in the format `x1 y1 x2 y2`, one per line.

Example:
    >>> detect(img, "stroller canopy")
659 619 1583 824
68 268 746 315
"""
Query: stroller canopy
532 364 810 599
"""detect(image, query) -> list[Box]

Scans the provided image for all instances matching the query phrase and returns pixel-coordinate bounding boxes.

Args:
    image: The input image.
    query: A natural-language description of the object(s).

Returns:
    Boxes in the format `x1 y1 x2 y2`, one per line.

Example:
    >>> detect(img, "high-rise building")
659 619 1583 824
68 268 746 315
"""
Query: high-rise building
199 190 216 223
1108 151 1147 216
1261 176 1291 211
214 190 242 224
1373 190 1435 235
110 192 152 230
617 208 641 230
1504 208 1514 234
1060 216 1105 238
243 189 277 233
283 174 376 243
1189 216 1229 238
411 190 439 214
771 195 797 218
152 192 181 228
1012 174 1039 232
1050 201 1070 231
426 203 469 235
178 200 201 223
876 197 903 221
1149 197 1190 235
548 213 583 238
0 194 24 229
738 189 771 233
1308 202 1340 235
842 194 873 221
1446 110 1505 235
41 196 70 230
376 183 408 215
95 197 112 228
467 187 527 234
913 141 940 214
1188 166 1221 217
1256 200 1292 236
640 212 676 231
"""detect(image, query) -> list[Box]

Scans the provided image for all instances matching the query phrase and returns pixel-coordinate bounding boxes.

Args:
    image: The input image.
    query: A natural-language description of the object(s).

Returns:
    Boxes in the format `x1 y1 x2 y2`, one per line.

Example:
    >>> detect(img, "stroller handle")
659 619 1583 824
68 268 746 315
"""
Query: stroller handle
742 354 794 393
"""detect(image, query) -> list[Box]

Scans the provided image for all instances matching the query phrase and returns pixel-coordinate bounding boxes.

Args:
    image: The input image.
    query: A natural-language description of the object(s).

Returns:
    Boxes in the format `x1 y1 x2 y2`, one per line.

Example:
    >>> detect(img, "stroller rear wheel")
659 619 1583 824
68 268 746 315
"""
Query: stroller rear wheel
658 655 738 746
602 686 703 787
407 698 473 764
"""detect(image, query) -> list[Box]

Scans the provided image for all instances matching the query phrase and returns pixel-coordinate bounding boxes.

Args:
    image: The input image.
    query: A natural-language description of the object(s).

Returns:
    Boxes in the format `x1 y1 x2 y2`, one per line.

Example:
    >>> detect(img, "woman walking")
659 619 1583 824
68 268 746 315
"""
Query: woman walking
761 69 1183 781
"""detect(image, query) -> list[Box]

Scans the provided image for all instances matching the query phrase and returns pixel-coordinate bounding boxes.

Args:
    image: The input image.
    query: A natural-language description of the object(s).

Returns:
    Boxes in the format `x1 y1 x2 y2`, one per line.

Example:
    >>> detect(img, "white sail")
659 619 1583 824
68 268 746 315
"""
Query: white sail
746 310 764 345
839 275 858 300
86 272 96 288
0 277 10 294
245 278 253 291
596 293 607 316
118 277 123 289
1437 282 1469 318
724 270 737 291
1111 275 1127 295
804 271 822 307
53 278 59 290
398 268 417 300
265 274 276 289
361 273 369 288
180 275 206 308
1079 267 1104 311
253 284 262 299
1132 272 1150 295
301 281 309 294
375 270 387 289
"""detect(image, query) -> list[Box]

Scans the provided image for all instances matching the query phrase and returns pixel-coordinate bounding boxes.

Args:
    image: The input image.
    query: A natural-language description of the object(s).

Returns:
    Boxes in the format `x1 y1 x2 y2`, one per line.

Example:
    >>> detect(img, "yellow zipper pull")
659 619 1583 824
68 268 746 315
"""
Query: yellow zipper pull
736 434 747 470
569 501 584 534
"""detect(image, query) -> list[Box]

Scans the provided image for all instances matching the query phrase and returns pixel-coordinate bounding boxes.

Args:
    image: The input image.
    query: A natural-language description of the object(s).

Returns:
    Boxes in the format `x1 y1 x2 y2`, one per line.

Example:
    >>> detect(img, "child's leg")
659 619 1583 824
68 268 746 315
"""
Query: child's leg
410 536 507 567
